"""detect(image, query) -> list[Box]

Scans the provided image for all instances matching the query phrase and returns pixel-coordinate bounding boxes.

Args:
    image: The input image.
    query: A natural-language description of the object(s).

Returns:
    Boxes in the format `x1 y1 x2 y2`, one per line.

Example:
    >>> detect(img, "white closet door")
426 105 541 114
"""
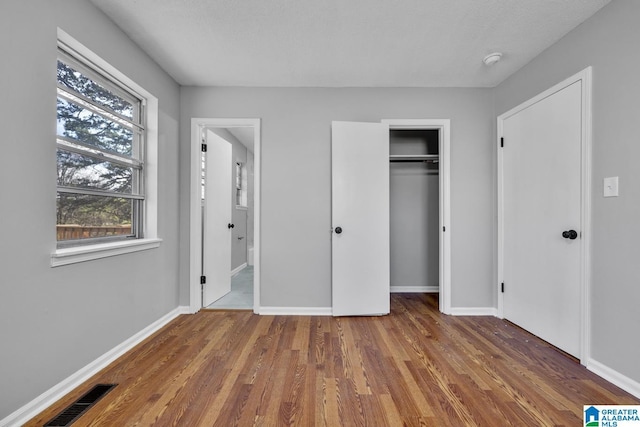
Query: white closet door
502 81 582 357
331 121 390 316
203 130 232 306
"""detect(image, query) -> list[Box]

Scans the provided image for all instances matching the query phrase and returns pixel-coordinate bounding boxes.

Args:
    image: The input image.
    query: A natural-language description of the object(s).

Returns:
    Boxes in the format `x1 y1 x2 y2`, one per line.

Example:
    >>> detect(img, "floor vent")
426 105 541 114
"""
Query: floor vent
43 384 117 426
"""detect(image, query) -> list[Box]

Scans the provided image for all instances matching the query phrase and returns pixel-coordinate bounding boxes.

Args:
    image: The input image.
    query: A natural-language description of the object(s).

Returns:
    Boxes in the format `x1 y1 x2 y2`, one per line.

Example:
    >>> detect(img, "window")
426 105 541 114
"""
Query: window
56 49 144 245
235 162 248 208
52 29 160 266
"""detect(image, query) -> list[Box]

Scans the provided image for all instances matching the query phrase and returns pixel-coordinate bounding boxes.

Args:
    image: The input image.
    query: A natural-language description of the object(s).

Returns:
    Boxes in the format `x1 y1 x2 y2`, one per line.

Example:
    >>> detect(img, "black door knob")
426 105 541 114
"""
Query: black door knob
334 226 342 234
562 230 578 240
228 223 235 229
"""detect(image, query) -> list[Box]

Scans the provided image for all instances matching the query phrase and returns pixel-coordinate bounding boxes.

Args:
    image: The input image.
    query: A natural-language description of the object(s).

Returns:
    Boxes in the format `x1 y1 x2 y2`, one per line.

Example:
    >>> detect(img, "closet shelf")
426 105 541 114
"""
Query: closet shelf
389 154 439 163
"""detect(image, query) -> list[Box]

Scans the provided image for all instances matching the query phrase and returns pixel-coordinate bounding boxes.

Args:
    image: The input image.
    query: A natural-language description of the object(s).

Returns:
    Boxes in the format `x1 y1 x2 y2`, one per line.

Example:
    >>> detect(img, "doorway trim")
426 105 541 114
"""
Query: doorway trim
189 118 261 314
382 119 452 315
497 67 592 363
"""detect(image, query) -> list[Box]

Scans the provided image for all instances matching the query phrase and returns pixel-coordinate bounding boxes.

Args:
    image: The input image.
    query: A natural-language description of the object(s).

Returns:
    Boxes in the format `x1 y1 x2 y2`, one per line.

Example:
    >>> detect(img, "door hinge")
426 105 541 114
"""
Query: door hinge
200 275 206 284
500 137 504 148
443 226 446 232
501 282 504 293
201 143 207 152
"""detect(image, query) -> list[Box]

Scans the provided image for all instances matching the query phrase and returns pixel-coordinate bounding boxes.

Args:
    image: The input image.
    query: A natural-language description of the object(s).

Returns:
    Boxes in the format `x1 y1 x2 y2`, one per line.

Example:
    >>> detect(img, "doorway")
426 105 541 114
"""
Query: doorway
384 119 451 314
497 68 591 361
189 118 261 314
390 129 440 295
330 119 451 316
203 128 255 309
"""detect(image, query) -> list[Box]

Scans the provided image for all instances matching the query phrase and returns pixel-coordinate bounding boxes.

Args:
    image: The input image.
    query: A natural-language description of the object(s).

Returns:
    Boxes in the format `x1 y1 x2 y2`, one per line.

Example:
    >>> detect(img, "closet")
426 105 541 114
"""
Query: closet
331 120 449 316
389 129 440 293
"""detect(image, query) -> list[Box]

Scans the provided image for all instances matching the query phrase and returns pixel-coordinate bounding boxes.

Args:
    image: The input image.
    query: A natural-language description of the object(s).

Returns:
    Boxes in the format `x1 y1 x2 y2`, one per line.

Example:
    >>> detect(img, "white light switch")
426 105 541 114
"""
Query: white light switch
604 176 619 197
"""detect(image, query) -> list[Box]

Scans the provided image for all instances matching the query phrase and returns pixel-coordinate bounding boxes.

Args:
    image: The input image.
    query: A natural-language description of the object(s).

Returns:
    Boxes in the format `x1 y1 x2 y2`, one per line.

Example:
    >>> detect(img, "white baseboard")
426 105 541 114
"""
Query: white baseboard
259 307 333 316
231 262 247 277
587 358 640 399
390 286 439 293
0 306 190 427
449 307 498 316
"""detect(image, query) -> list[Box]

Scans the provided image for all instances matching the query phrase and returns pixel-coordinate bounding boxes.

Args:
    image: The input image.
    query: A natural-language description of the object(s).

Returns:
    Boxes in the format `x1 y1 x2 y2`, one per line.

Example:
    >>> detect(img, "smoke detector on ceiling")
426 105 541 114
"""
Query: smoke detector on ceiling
483 52 503 66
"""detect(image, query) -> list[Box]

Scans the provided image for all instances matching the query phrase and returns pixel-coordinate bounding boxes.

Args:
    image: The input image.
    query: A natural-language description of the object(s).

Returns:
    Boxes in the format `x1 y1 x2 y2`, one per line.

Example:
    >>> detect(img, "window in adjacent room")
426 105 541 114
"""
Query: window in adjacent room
235 161 248 208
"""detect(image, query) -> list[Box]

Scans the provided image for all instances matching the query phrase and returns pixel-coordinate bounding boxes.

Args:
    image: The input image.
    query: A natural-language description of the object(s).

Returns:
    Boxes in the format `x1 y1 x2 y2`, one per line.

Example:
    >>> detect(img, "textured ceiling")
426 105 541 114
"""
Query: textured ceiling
90 0 610 87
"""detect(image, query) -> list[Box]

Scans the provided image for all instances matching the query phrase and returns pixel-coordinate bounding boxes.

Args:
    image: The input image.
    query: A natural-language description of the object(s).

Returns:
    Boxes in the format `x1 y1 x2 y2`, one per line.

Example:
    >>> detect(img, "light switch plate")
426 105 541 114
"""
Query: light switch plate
604 176 619 197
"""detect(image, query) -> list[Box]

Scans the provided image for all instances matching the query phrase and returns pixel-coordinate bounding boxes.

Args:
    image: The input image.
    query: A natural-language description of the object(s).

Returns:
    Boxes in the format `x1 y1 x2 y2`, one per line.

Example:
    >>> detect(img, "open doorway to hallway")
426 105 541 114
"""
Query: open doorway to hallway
202 127 255 310
189 118 261 314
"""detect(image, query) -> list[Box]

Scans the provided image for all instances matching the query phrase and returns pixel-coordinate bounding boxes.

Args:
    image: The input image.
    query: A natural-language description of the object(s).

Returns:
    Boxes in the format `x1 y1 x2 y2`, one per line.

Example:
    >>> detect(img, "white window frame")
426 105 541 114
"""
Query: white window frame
51 28 160 267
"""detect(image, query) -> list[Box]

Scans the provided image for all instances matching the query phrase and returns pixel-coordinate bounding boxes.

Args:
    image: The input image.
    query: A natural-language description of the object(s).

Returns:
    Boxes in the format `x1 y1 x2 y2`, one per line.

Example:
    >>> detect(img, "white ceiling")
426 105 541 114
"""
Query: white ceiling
91 0 610 88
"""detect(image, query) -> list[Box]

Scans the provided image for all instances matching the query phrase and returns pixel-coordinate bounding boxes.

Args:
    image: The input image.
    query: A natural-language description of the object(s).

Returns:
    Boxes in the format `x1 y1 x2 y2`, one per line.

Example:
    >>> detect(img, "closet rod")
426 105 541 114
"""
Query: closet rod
390 159 439 163
389 169 440 174
389 154 438 161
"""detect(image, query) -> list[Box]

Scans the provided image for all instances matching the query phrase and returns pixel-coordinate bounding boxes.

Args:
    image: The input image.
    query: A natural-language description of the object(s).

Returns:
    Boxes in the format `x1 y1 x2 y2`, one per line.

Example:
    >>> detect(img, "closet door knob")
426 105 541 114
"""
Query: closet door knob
562 230 577 240
228 223 235 229
334 226 343 234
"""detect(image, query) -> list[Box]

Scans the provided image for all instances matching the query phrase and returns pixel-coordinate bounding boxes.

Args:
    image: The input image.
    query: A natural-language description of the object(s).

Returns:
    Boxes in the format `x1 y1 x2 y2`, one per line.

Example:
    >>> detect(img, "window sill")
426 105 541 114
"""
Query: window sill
51 238 162 267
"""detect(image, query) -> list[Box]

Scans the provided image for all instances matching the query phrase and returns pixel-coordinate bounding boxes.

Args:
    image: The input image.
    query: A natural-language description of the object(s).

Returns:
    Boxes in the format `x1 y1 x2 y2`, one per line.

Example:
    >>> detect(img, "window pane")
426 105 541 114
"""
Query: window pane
57 150 134 194
57 97 134 157
57 60 134 119
56 46 147 249
57 194 134 241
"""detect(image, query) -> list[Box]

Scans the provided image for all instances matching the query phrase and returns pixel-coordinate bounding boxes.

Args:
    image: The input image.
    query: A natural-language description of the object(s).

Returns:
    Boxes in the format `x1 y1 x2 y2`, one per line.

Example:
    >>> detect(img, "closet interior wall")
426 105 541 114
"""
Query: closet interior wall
389 129 440 292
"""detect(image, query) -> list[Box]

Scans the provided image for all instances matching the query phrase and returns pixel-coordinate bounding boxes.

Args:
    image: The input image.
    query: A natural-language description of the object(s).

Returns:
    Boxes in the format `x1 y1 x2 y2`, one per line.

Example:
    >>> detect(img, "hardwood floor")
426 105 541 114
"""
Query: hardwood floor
26 294 639 426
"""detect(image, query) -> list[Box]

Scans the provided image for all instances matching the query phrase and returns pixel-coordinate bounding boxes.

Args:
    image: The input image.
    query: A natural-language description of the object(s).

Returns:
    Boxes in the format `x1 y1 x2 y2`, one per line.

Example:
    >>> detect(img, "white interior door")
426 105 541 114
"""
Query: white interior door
501 81 582 357
203 130 232 306
332 121 390 316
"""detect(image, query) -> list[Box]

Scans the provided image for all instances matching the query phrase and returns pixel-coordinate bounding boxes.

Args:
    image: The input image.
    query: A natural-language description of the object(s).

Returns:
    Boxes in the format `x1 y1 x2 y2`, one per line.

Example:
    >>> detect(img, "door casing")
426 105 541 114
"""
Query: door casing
497 67 592 363
190 118 261 313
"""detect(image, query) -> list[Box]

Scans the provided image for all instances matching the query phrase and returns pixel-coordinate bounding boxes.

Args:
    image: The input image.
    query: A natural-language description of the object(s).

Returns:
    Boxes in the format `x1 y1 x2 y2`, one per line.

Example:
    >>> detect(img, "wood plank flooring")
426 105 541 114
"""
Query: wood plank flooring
26 294 639 426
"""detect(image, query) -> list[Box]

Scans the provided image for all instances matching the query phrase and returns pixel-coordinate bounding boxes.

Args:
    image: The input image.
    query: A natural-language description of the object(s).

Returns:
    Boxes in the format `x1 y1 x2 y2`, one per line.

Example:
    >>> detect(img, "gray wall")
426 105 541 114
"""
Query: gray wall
390 131 440 288
0 0 181 419
209 129 251 270
179 88 495 308
494 0 640 385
